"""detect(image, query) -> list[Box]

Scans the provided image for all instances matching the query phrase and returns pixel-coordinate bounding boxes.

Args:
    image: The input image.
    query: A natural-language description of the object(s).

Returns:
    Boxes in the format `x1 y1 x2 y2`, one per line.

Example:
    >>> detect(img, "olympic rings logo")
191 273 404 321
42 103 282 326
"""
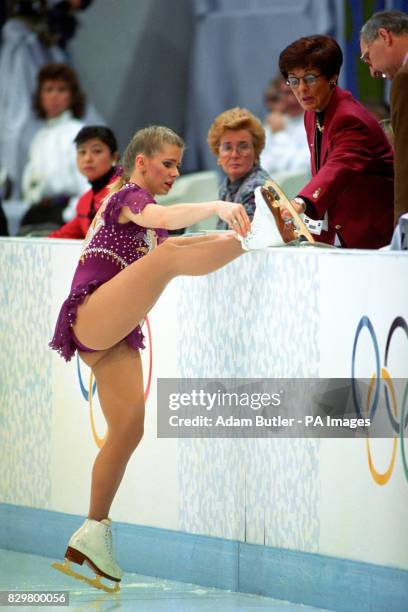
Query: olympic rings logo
351 315 408 486
76 316 153 449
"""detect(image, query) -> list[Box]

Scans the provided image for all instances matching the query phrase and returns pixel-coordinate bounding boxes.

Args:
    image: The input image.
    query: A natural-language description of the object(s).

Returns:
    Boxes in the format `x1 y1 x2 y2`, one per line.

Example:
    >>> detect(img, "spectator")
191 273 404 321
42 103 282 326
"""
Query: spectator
260 76 310 176
0 1 94 198
19 62 89 235
49 126 119 239
207 107 270 230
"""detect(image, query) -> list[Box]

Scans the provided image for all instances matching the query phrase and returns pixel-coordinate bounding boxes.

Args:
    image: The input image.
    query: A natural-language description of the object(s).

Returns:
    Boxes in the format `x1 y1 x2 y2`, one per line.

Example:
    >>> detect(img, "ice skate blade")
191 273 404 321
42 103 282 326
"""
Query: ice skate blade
261 180 316 245
283 239 337 249
52 560 120 594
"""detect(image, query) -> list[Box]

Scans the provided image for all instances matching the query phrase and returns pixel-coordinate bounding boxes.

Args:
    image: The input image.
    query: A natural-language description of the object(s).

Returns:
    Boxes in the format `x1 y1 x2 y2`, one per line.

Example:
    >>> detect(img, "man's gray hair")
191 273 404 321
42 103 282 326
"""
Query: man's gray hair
361 10 408 42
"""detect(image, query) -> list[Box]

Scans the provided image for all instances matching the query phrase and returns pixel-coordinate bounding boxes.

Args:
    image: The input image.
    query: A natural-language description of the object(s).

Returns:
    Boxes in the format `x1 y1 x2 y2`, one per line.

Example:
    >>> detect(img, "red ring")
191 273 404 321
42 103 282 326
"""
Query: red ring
144 315 153 403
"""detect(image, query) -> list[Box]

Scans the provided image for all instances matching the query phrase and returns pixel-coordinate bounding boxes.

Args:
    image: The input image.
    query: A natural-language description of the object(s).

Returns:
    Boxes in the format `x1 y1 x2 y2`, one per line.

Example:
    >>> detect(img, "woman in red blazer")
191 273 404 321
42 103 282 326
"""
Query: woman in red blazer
49 126 119 239
278 35 394 249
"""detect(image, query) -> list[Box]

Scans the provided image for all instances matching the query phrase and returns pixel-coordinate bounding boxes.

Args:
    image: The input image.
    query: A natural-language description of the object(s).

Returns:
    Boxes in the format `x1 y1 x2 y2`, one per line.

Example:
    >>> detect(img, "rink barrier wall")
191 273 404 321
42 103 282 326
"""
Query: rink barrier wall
1 503 407 612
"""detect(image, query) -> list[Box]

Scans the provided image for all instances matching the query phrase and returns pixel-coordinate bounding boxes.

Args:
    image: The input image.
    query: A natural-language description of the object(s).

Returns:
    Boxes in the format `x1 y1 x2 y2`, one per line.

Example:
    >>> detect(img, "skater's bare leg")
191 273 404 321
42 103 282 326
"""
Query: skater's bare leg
167 233 229 246
73 233 242 350
79 342 145 521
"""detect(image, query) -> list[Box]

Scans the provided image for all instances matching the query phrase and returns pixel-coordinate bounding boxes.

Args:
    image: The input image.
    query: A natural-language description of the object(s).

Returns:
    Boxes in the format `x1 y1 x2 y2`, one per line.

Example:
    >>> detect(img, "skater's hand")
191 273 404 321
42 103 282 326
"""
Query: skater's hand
216 202 251 236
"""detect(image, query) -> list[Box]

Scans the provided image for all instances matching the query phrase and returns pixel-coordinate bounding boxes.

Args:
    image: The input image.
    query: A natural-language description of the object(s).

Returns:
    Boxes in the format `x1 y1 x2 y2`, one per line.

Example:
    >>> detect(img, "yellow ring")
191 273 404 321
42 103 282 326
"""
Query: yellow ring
89 371 107 449
365 369 398 485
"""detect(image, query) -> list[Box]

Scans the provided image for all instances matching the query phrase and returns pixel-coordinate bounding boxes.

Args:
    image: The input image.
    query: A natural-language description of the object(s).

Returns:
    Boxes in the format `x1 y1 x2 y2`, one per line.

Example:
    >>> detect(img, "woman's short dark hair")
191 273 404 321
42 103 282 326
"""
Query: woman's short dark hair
279 35 343 81
74 126 118 154
33 62 85 119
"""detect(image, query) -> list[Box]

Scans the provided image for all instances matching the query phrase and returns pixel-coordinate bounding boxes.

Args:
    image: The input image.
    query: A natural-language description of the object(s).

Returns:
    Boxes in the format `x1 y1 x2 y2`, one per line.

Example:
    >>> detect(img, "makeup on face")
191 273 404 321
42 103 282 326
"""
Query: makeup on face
140 144 183 196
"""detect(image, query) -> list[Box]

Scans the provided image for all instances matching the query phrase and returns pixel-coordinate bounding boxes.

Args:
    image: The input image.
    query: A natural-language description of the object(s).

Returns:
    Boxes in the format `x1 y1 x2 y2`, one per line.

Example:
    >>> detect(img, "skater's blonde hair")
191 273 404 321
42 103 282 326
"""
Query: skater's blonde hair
108 126 184 196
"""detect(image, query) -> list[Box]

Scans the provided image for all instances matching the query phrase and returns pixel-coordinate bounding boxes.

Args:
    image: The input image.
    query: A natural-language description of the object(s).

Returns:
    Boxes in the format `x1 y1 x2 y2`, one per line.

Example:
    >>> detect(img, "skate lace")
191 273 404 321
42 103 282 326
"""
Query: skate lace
105 529 114 560
247 214 263 238
243 228 257 243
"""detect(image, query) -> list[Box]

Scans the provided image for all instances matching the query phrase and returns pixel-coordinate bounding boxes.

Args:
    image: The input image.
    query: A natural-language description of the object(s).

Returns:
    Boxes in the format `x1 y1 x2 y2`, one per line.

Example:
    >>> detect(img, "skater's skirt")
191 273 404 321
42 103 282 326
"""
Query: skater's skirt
49 280 145 362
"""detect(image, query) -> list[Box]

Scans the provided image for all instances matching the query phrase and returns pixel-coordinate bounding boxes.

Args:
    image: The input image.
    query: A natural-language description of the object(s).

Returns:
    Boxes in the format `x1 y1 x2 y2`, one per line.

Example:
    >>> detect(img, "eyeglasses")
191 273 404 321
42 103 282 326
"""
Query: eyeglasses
286 74 322 88
360 41 387 77
219 142 253 156
360 46 371 65
360 33 385 65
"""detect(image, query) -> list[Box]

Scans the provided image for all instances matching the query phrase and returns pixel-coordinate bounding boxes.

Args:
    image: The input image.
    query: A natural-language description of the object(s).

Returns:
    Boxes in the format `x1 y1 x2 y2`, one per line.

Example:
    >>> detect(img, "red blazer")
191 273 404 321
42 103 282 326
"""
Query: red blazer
48 183 110 239
299 87 394 248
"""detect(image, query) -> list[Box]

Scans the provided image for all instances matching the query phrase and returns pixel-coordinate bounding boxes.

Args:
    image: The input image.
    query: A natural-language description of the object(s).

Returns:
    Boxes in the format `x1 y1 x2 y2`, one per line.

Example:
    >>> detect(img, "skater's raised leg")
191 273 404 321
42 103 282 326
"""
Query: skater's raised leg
73 233 242 351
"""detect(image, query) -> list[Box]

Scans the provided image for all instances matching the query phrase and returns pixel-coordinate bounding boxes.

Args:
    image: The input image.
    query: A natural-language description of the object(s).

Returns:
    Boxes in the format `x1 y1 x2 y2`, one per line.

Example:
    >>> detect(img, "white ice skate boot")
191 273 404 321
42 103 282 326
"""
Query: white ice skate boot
240 185 296 251
52 518 122 593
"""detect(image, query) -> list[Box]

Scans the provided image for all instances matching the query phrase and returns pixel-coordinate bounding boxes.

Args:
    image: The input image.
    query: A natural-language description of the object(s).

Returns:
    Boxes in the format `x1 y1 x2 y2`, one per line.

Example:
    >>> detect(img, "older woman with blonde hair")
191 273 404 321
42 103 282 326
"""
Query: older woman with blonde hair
207 107 271 230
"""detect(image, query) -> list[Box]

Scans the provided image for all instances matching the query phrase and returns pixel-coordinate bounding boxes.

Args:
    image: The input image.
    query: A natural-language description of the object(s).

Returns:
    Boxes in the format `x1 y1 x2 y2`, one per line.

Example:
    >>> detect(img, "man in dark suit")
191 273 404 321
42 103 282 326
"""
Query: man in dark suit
361 10 408 225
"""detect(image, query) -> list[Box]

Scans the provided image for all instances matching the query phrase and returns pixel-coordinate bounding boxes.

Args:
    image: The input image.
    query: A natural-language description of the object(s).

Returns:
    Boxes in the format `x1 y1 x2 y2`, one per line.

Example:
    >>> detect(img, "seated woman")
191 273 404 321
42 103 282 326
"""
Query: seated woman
278 35 394 249
20 62 89 235
49 126 119 239
207 107 271 230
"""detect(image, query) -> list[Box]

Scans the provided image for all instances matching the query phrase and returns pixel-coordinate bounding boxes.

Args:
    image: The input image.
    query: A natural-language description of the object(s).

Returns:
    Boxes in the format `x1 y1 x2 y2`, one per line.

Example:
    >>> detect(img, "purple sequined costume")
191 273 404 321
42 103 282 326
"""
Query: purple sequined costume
49 184 167 361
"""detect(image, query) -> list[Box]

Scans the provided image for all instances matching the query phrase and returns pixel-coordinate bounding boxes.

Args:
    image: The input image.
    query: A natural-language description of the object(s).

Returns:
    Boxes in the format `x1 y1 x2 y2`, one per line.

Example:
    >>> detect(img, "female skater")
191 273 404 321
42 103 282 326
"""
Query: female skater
50 125 280 591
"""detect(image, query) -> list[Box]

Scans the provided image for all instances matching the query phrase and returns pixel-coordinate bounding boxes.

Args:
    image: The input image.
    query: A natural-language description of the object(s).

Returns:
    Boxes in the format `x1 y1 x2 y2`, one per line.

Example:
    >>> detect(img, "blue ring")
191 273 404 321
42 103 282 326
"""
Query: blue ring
76 353 97 401
351 316 381 420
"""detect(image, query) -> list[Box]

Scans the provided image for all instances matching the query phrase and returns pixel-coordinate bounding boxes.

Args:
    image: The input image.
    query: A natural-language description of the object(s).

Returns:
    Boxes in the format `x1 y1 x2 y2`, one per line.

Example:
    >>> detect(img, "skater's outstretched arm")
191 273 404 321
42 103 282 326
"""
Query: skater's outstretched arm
120 200 250 234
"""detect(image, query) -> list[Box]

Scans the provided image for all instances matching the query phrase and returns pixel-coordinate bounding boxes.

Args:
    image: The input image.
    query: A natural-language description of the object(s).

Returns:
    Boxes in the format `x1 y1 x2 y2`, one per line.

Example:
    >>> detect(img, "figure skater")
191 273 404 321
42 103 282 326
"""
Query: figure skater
50 125 285 592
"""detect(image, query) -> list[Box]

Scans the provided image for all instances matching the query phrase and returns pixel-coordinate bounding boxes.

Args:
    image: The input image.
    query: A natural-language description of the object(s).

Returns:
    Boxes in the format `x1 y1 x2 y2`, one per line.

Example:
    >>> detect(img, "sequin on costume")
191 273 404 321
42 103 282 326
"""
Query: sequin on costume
49 184 167 361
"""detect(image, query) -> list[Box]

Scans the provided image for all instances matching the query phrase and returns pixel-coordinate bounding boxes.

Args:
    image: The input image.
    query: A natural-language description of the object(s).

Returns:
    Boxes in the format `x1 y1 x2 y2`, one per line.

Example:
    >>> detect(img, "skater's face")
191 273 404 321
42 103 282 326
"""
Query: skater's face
137 144 183 196
40 79 72 118
218 129 256 183
76 138 118 182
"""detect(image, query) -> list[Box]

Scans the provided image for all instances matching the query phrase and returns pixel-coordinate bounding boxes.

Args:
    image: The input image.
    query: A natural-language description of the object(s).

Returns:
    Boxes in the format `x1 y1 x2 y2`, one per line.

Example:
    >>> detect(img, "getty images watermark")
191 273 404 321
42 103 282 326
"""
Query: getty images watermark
157 378 406 438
